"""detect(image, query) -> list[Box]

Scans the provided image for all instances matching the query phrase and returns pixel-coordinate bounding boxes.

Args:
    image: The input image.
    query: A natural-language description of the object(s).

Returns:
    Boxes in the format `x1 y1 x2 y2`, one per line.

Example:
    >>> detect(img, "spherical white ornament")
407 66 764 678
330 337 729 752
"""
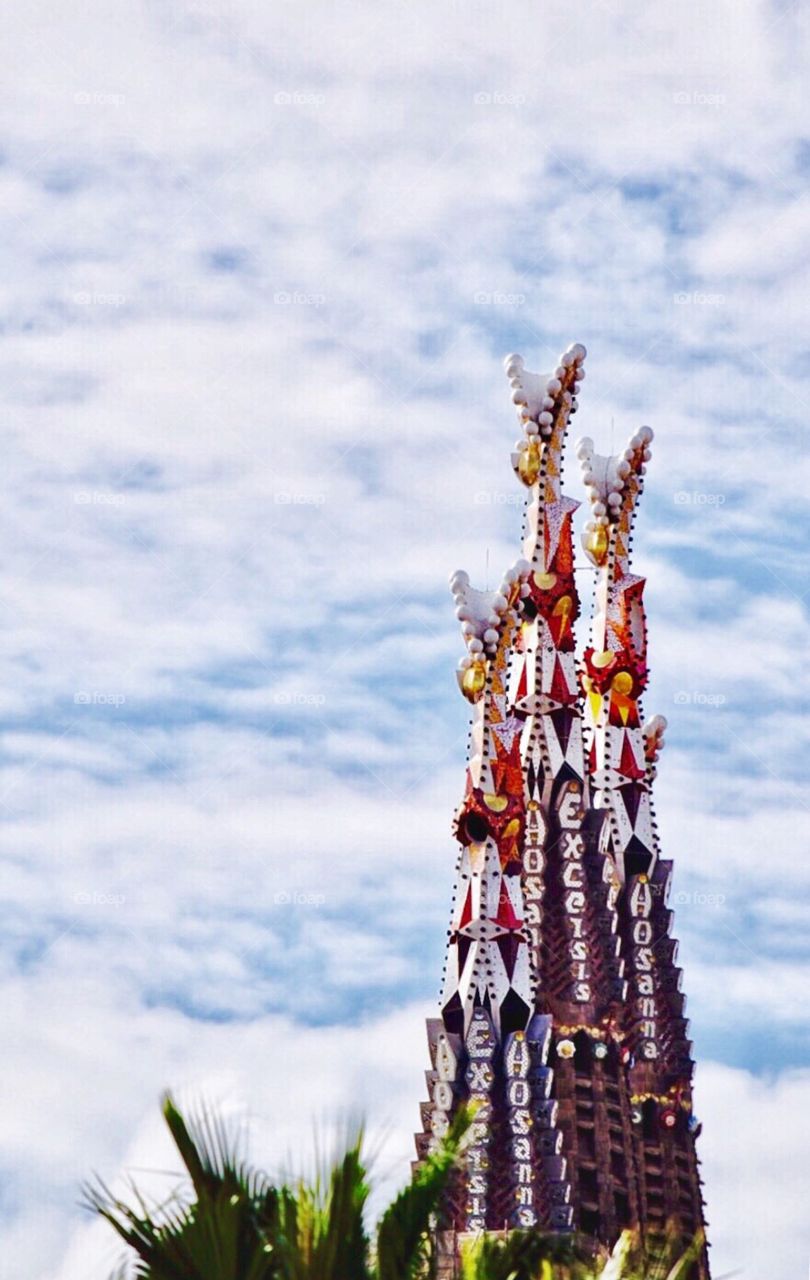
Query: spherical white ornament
504 353 523 373
469 637 484 653
483 628 499 645
525 419 539 436
538 411 553 426
546 377 562 394
593 501 606 517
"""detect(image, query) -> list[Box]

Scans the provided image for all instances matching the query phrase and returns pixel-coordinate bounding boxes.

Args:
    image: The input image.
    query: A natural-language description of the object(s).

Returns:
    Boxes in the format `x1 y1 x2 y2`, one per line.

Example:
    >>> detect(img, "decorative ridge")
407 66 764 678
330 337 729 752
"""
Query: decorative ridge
576 425 653 573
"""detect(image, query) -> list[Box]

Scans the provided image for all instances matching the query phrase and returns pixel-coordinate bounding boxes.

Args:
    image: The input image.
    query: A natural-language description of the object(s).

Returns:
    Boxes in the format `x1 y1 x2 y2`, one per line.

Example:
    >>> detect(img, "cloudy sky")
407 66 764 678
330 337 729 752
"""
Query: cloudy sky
1 1 809 1277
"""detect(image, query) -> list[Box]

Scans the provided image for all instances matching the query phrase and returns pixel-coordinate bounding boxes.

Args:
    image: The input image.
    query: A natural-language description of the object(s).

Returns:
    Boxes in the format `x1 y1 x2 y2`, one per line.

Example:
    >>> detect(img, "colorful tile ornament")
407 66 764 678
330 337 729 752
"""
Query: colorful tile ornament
417 345 708 1275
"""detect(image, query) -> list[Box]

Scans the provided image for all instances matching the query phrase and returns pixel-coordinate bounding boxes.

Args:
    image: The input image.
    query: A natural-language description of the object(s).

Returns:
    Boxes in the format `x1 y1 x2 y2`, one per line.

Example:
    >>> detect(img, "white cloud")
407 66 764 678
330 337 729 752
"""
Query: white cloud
0 0 807 1276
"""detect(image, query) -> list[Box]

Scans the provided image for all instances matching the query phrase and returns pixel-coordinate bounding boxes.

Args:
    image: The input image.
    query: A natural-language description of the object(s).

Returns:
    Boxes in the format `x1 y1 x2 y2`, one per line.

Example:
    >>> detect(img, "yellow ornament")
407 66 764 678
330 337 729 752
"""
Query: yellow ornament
483 792 508 813
461 661 487 701
517 440 542 487
592 650 615 669
611 671 634 696
584 524 609 564
533 570 557 590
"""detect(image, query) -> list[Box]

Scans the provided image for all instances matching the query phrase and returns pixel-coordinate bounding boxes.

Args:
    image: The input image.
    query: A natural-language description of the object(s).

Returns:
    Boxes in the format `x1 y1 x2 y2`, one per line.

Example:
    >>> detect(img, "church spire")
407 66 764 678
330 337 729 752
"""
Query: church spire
416 344 709 1275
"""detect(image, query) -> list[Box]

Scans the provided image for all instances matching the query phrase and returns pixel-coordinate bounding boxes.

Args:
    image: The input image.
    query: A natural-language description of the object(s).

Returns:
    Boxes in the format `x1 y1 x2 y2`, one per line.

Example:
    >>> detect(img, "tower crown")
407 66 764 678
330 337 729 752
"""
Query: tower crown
416 343 709 1271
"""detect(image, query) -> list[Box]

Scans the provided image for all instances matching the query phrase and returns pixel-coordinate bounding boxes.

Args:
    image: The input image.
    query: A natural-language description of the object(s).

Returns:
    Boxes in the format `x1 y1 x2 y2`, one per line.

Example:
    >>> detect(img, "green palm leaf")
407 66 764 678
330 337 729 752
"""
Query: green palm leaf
84 1094 279 1280
375 1107 471 1280
460 1227 590 1280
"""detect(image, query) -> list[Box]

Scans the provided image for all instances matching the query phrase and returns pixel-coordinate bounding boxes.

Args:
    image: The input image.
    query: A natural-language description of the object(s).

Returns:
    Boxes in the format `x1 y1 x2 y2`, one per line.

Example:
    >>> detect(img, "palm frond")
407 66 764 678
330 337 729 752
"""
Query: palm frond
597 1230 634 1280
664 1230 706 1280
460 1227 591 1280
375 1106 471 1280
85 1096 282 1280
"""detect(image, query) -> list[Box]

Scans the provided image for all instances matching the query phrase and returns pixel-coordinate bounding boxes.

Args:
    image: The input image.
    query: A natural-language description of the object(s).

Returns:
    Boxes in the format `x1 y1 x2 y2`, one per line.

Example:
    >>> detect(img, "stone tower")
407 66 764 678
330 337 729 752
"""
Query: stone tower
415 343 709 1274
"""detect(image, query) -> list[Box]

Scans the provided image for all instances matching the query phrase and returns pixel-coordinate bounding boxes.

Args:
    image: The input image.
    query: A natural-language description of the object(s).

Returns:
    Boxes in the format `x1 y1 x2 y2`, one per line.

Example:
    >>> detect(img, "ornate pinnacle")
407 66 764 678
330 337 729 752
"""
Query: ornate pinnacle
417 346 708 1266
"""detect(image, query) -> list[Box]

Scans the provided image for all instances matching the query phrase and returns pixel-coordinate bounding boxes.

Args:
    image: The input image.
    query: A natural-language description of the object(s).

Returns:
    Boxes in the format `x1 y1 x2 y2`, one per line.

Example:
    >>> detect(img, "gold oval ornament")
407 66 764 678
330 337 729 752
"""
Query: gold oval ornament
611 670 634 696
483 792 508 813
461 661 487 700
584 525 609 564
517 441 542 487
